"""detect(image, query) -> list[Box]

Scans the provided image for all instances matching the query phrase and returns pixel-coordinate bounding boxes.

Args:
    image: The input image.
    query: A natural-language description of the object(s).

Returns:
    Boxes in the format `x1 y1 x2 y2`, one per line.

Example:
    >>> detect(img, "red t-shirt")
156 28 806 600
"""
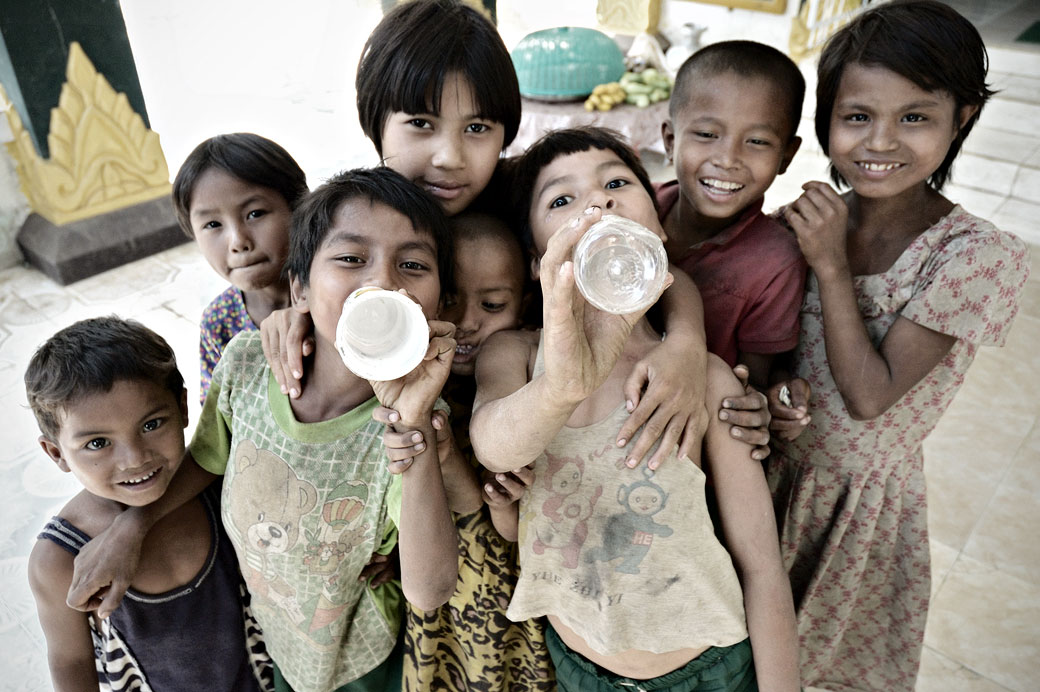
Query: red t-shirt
655 180 806 366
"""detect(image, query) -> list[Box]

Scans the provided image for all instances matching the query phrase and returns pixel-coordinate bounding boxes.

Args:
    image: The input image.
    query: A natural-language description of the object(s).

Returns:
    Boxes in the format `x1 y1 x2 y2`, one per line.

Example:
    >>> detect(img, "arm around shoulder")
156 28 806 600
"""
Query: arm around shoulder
29 539 102 692
703 356 800 692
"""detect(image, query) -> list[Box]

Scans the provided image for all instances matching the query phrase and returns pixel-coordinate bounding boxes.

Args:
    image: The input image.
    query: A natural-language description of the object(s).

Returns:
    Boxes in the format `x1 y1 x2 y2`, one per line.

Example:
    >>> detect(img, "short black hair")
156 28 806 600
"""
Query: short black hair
671 40 805 143
356 0 521 156
509 127 657 254
25 317 184 441
816 0 994 191
286 167 454 293
172 132 309 238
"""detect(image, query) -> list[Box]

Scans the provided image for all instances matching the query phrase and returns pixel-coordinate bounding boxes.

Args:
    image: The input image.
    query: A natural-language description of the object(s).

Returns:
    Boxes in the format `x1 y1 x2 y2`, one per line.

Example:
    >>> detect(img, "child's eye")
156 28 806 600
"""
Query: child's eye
85 438 110 451
605 178 629 190
246 209 268 220
200 220 221 231
549 195 574 209
846 113 869 122
408 118 432 129
336 255 364 264
902 113 927 123
481 301 506 312
401 260 429 272
142 418 164 433
466 123 491 134
694 131 717 140
748 138 773 147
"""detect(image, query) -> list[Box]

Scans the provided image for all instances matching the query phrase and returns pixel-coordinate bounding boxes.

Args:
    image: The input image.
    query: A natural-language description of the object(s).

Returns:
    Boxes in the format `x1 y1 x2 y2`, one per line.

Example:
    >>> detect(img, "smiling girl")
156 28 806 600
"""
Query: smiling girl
765 2 1030 689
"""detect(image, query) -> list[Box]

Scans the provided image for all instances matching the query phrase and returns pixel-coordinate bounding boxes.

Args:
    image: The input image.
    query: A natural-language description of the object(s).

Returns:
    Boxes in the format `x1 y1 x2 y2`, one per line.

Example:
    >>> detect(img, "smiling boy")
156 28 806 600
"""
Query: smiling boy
659 41 808 389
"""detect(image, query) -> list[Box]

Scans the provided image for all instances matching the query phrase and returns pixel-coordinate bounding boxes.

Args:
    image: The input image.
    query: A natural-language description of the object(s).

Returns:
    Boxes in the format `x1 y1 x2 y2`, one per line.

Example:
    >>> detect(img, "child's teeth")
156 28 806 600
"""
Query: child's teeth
124 469 157 485
702 178 743 191
861 162 901 171
455 344 474 355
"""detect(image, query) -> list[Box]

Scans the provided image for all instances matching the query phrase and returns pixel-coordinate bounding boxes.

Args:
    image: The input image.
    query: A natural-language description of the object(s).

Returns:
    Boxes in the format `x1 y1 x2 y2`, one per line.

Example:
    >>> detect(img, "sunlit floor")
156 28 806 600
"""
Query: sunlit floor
2 1 1040 691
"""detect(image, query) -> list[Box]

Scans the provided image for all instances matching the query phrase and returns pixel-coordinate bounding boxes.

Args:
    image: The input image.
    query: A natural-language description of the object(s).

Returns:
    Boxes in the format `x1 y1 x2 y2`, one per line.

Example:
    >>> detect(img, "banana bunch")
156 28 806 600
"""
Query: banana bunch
584 82 626 111
619 68 671 108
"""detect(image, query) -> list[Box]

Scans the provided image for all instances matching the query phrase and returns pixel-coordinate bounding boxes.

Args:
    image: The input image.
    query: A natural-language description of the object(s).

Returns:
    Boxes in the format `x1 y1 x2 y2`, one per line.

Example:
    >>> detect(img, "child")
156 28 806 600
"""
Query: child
470 127 800 691
766 2 1030 689
171 132 308 402
381 210 555 690
659 40 806 392
262 0 720 471
62 168 465 692
25 316 269 692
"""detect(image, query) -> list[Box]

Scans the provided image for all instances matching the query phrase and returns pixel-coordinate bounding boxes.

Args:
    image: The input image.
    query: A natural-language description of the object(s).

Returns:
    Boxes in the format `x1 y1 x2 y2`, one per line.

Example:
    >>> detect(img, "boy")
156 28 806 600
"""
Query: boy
660 41 807 391
61 168 466 692
471 129 800 691
25 316 268 692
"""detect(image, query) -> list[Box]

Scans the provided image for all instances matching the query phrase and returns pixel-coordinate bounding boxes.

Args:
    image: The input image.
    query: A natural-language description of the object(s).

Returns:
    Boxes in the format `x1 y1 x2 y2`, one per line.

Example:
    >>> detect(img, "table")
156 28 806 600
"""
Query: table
505 98 670 158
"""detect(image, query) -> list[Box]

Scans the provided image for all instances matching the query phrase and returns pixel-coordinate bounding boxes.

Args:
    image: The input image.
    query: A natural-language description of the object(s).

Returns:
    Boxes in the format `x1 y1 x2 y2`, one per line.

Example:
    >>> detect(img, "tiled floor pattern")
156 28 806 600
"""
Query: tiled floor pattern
3 2 1040 691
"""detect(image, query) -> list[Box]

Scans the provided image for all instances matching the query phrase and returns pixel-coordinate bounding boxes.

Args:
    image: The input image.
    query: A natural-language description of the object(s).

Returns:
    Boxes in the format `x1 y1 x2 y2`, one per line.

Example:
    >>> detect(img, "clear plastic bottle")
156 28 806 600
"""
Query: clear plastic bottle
335 287 429 381
573 215 669 314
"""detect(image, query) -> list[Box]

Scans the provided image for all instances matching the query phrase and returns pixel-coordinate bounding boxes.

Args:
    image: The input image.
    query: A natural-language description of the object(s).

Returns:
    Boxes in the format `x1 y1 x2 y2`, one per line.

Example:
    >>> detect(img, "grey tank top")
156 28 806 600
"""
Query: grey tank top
507 334 748 656
38 484 271 692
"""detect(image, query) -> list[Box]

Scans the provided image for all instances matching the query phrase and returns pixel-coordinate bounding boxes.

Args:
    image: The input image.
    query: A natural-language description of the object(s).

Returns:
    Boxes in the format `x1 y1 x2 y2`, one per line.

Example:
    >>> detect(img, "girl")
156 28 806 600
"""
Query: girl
470 126 799 692
171 133 308 403
766 2 1030 690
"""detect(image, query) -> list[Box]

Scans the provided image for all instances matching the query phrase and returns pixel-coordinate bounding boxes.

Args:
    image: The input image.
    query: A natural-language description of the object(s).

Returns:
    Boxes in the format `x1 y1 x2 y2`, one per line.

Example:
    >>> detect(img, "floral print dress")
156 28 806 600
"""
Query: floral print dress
767 207 1029 691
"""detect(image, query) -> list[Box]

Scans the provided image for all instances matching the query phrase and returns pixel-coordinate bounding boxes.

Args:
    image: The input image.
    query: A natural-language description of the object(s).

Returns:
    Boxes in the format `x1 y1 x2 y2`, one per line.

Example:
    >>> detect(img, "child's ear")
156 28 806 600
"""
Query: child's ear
39 436 70 473
661 120 675 163
957 104 980 132
178 388 189 430
289 272 310 314
778 136 802 176
529 254 541 282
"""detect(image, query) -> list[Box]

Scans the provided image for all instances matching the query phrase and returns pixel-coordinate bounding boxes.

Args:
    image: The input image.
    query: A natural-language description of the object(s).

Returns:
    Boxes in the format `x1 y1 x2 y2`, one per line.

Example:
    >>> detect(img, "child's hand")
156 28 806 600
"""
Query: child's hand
358 546 399 588
482 465 534 507
717 364 772 460
370 318 455 427
67 514 148 618
785 181 850 276
374 407 452 473
260 308 315 399
617 336 708 470
540 206 673 403
768 378 812 442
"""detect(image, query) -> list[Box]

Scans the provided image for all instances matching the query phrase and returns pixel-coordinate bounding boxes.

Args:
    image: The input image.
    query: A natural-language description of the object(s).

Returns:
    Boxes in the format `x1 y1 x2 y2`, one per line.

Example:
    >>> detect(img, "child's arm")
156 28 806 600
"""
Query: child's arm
28 539 104 692
481 465 534 542
259 307 314 399
375 407 482 514
787 183 956 419
66 455 216 617
616 268 708 469
472 208 662 472
370 318 459 611
705 355 800 692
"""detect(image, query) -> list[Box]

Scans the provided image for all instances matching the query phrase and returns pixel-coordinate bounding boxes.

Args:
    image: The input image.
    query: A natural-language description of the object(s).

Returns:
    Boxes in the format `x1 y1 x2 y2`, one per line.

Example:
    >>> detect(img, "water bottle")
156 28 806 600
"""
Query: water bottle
573 215 669 314
335 287 429 381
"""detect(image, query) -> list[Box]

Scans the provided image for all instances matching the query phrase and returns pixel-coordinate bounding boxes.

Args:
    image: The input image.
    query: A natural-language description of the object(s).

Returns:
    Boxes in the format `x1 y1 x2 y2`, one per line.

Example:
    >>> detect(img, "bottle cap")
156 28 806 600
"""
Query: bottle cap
573 215 668 314
335 287 428 381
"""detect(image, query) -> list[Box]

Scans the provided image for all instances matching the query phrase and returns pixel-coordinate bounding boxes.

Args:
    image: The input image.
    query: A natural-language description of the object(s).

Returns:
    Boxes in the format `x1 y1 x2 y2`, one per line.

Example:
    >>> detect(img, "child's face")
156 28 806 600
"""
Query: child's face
189 168 292 293
663 71 799 227
40 380 188 507
292 198 441 351
380 72 505 217
829 63 968 199
441 231 525 377
528 148 665 259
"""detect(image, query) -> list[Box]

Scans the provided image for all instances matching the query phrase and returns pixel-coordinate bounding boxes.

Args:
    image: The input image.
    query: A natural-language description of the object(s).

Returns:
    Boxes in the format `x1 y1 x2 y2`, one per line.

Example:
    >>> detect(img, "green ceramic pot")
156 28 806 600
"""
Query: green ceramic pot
511 27 626 102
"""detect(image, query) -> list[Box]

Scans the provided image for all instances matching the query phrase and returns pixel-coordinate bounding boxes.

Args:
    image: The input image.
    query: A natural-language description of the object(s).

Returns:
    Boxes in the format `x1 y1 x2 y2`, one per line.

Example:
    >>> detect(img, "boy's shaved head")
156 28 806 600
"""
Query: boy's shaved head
671 41 805 142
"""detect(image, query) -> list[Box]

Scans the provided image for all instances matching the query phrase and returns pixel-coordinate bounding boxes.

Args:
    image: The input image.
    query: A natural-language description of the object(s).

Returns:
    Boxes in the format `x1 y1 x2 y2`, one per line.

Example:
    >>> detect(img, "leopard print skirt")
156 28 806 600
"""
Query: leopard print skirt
401 507 555 691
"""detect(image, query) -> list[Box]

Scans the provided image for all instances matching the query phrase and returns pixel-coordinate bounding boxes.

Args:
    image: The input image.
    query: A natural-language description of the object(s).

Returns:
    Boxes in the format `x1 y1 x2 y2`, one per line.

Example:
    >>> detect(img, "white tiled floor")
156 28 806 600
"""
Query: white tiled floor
3 2 1040 691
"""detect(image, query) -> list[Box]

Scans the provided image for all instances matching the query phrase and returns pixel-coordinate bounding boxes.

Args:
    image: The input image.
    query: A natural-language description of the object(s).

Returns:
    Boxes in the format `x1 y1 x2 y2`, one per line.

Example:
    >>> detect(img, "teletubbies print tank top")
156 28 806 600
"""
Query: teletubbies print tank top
506 335 748 656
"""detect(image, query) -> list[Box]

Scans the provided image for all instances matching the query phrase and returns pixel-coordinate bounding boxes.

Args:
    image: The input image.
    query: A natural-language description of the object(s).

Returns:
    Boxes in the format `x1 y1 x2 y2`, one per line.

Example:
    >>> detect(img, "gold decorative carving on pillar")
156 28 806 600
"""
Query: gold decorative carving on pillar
596 0 661 34
0 41 170 226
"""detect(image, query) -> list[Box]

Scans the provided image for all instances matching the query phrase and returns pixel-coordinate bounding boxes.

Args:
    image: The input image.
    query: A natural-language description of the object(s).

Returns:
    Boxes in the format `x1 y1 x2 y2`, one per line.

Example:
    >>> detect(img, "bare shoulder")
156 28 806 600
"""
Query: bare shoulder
28 530 75 601
476 329 538 379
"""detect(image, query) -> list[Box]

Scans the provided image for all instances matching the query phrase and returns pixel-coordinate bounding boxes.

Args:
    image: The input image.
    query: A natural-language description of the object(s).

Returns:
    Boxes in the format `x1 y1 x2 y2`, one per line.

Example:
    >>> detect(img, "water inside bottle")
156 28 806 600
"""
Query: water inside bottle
580 242 654 312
